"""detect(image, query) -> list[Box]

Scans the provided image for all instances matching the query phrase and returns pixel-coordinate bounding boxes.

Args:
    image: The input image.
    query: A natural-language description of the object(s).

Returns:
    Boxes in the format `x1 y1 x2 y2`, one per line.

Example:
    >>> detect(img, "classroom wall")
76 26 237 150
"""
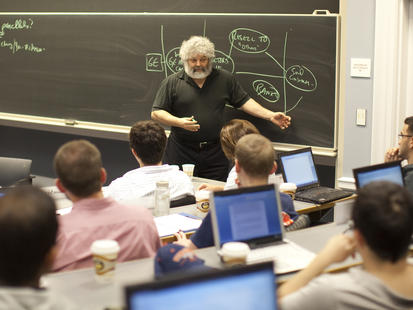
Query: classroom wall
341 0 375 178
1 0 343 186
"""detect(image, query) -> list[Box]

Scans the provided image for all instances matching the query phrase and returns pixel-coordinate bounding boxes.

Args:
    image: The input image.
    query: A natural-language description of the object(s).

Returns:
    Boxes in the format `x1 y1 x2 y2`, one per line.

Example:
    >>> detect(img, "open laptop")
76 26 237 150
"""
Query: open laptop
210 184 315 274
0 157 32 188
278 147 353 204
125 262 277 310
353 161 405 189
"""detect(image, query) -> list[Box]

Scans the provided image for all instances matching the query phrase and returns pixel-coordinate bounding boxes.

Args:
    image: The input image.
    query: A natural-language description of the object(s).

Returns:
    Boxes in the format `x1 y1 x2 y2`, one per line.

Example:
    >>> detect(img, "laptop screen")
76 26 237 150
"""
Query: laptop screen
126 263 277 310
353 161 405 189
279 148 318 188
211 184 283 247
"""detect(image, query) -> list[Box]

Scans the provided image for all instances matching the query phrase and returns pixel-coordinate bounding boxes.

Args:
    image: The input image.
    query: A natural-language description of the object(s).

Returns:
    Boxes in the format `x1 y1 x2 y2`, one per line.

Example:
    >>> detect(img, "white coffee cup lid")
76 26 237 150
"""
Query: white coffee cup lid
195 190 210 200
220 242 250 258
279 182 297 192
90 239 120 255
182 164 195 169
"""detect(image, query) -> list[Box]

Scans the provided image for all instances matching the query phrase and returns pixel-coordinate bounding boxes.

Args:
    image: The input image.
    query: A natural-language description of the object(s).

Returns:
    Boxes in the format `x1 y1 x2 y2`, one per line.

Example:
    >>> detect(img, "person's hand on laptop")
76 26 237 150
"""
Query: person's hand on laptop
173 230 197 250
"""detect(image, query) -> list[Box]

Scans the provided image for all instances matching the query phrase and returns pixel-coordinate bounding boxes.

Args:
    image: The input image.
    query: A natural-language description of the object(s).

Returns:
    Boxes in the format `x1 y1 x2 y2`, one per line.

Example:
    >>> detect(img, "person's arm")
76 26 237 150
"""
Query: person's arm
278 234 356 299
151 110 200 132
198 184 224 191
239 98 291 129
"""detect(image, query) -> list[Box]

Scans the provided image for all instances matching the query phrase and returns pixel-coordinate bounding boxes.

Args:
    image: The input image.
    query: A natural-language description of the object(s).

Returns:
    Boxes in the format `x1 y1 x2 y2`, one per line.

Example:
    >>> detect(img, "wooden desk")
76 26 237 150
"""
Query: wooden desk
293 195 356 215
43 222 359 310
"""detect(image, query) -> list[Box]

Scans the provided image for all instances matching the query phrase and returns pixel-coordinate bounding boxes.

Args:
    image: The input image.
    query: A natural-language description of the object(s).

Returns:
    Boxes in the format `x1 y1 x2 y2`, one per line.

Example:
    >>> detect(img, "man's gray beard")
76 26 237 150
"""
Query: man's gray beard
184 62 213 79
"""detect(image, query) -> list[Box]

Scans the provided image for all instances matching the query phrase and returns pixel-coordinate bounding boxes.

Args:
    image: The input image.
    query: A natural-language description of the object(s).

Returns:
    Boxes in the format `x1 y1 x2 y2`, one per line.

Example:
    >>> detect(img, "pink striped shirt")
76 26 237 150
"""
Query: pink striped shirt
53 197 160 272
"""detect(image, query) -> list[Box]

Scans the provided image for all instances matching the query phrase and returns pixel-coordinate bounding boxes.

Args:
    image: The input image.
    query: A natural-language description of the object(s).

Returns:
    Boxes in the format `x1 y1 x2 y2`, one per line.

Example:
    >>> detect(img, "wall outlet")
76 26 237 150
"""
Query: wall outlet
356 108 366 126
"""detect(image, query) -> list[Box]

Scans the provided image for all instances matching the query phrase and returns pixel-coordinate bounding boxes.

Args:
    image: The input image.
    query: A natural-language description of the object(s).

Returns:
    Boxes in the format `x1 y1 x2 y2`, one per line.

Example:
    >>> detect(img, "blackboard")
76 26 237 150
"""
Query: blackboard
1 0 339 14
0 13 338 148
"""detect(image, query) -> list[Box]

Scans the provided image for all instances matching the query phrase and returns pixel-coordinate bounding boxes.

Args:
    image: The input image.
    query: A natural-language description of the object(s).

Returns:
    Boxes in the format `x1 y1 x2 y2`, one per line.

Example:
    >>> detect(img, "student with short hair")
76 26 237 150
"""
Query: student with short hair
175 134 297 249
106 120 194 206
52 139 160 272
279 181 413 310
0 186 79 309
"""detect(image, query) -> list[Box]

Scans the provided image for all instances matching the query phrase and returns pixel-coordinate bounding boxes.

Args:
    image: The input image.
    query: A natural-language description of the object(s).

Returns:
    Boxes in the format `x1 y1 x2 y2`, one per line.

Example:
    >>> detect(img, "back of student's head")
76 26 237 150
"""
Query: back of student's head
235 134 275 179
352 181 413 263
0 186 57 286
220 119 260 162
129 120 167 165
54 139 102 197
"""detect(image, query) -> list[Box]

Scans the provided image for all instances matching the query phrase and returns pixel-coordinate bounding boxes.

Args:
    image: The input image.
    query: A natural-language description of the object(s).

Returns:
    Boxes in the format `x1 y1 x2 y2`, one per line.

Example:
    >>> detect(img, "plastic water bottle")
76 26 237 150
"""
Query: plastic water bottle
154 181 170 216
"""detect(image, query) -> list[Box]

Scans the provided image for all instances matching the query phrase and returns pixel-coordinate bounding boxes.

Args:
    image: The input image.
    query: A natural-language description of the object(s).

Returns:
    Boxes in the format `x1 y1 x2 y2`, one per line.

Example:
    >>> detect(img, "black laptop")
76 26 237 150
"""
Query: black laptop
278 147 352 204
353 160 405 189
125 262 277 310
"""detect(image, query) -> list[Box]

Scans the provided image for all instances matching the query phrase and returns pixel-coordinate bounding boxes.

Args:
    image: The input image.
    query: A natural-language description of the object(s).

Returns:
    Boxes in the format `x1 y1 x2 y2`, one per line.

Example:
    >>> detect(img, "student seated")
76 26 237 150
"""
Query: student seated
0 186 79 309
175 134 298 249
199 119 297 221
105 120 195 207
199 119 280 191
52 140 160 272
384 116 413 195
279 181 413 310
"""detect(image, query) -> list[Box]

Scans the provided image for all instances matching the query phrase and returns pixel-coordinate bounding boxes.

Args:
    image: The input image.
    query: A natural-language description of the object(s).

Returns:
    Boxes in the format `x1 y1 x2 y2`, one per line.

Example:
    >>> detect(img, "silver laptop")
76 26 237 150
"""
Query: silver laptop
278 147 352 204
353 160 405 189
0 157 32 187
210 184 315 274
125 262 277 310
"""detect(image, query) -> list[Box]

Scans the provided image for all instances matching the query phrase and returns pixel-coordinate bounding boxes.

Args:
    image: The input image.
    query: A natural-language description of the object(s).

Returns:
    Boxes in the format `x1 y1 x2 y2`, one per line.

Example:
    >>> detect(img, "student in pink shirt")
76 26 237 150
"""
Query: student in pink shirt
52 139 161 272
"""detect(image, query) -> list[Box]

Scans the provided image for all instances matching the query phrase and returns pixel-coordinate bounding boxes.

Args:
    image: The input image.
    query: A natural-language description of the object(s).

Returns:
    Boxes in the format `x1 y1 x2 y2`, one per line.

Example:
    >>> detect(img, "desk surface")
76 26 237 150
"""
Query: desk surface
43 222 359 310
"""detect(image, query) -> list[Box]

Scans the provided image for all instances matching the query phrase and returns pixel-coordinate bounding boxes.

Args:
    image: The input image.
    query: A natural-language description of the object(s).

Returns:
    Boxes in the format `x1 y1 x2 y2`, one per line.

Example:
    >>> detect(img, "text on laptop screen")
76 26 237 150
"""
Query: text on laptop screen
213 188 281 244
357 165 404 188
128 269 277 310
281 151 318 187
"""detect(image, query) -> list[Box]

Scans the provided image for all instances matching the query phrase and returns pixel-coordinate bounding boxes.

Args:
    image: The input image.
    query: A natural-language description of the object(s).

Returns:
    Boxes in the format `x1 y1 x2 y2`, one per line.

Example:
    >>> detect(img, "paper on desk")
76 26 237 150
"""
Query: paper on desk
154 213 202 237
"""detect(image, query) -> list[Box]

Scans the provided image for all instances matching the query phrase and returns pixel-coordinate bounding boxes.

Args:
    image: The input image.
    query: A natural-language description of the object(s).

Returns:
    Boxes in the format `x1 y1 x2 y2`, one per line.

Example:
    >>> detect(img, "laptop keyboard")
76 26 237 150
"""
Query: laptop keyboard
296 187 352 204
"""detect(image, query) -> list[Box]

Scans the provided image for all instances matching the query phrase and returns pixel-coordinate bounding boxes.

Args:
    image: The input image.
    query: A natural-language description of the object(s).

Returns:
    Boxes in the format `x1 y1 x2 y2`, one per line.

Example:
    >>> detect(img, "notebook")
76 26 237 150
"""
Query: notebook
210 184 315 274
353 160 405 189
278 147 353 204
125 262 277 310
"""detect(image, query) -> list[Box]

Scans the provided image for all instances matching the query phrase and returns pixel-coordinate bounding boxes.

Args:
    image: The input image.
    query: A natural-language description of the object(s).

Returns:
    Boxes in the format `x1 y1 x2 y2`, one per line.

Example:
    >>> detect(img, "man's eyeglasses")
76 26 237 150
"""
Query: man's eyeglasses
188 57 209 65
398 134 412 139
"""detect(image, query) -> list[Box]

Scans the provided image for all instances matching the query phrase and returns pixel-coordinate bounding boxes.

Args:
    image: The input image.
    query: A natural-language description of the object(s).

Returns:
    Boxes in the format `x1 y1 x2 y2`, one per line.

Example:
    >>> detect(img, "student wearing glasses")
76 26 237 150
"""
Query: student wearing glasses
151 35 291 181
384 116 413 194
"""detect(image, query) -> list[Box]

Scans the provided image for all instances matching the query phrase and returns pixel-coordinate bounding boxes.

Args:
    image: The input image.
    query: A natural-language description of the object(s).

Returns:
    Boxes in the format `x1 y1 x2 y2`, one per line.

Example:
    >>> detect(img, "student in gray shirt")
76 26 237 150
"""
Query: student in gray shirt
279 181 413 310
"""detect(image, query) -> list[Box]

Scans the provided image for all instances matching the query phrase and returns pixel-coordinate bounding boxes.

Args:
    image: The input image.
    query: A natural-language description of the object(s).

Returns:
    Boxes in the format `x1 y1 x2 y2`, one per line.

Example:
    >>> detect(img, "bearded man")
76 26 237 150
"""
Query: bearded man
151 36 291 181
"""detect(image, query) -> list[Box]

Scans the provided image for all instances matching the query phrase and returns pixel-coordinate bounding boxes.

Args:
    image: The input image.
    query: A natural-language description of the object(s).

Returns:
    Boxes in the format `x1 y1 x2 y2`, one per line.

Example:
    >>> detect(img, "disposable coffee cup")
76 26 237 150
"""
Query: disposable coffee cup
195 190 210 213
90 239 120 283
182 164 195 178
219 242 250 265
279 183 297 200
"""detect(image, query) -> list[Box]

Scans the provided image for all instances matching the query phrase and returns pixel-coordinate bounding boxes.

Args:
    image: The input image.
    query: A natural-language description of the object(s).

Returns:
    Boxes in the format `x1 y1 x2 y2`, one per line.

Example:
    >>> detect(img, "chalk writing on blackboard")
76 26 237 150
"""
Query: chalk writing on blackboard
0 18 46 54
145 24 318 114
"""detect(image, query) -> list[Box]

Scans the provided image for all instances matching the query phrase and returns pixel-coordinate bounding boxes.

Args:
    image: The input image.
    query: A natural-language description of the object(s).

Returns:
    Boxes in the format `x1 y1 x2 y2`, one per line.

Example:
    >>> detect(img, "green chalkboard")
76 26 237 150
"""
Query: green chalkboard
0 13 338 148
